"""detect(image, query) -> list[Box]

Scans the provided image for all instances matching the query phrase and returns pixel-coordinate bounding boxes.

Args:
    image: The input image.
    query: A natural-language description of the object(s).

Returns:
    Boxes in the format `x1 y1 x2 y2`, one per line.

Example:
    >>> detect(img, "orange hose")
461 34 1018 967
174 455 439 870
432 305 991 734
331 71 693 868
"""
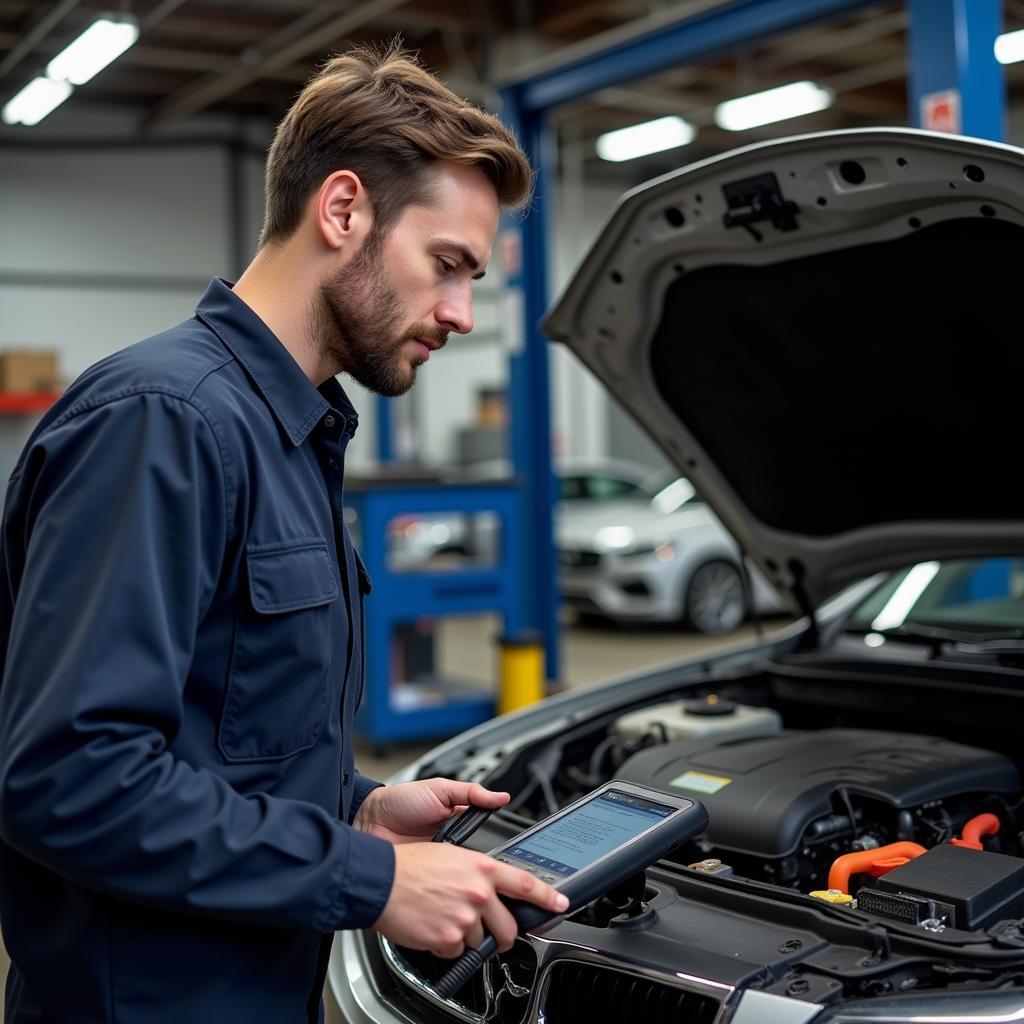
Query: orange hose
827 841 927 894
951 813 1000 850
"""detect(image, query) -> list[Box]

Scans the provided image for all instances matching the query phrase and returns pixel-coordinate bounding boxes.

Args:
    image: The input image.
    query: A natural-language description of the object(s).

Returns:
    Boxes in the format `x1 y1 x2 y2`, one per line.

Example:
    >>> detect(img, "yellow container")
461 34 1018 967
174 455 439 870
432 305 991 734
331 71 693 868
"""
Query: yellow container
498 634 545 715
809 889 854 905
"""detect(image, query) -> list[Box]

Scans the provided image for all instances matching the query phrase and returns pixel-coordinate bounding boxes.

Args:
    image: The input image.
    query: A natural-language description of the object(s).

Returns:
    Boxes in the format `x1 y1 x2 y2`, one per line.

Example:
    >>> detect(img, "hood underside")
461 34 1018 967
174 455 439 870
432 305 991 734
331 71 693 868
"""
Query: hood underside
542 128 1024 610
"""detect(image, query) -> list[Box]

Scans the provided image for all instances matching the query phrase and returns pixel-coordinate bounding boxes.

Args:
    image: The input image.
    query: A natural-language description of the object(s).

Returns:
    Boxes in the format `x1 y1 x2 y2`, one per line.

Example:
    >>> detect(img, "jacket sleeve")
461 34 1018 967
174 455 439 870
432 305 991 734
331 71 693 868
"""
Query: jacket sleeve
348 771 384 825
0 392 394 931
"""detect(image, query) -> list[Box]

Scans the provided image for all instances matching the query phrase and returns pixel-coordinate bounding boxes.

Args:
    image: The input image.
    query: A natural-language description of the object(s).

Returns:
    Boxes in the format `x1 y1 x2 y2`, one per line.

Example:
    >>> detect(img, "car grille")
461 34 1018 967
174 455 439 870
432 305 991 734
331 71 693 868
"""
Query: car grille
542 962 722 1024
383 941 537 1024
391 945 489 1017
559 548 601 569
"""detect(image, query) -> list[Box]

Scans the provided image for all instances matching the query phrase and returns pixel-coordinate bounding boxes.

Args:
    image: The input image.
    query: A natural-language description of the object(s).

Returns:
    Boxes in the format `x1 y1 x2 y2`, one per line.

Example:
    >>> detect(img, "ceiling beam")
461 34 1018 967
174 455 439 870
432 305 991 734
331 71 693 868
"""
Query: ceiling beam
757 7 906 72
0 0 80 79
144 0 412 129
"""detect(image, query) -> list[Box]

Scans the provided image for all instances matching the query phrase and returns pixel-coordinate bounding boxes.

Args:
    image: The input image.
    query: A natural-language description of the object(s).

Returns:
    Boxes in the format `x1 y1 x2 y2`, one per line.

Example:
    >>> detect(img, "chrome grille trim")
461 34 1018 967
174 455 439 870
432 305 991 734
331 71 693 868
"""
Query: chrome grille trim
377 932 738 1024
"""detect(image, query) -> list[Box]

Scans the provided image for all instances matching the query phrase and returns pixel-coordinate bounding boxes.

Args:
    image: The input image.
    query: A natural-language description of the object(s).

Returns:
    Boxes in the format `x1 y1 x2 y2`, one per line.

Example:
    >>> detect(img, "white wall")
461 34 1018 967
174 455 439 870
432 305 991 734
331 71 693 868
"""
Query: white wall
1 146 234 369
0 103 271 480
549 147 626 464
0 106 269 366
0 100 522 475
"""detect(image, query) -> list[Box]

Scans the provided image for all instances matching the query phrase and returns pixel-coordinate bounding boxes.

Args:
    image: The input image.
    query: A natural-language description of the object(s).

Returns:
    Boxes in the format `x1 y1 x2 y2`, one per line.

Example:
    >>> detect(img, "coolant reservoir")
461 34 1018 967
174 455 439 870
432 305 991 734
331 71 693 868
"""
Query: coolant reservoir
611 695 782 743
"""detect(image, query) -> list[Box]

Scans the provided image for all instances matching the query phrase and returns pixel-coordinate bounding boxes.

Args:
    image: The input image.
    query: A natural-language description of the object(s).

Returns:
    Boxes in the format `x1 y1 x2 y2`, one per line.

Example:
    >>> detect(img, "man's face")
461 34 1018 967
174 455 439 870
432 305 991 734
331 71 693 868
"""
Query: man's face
316 162 500 397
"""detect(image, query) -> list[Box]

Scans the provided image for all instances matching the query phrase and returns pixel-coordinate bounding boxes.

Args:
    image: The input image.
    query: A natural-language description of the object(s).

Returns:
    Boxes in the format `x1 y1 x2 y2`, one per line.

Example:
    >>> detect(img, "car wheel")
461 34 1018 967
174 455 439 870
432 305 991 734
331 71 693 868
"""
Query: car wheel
574 609 617 630
683 560 747 635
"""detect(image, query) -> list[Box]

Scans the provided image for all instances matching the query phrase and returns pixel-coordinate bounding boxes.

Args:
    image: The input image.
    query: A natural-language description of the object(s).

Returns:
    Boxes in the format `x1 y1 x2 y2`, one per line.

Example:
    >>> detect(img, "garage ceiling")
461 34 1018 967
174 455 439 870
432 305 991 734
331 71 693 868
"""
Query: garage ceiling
2 0 1023 153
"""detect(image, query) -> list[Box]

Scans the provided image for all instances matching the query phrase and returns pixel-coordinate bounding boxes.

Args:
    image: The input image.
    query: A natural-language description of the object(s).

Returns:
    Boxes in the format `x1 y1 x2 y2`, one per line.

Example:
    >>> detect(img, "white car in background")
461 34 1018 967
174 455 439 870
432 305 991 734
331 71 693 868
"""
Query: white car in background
386 457 663 567
559 477 783 633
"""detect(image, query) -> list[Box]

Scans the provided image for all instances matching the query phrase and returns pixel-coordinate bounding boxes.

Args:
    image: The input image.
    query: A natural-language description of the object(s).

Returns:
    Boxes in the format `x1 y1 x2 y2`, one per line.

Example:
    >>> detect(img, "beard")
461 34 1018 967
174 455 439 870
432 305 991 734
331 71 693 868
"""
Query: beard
313 230 447 398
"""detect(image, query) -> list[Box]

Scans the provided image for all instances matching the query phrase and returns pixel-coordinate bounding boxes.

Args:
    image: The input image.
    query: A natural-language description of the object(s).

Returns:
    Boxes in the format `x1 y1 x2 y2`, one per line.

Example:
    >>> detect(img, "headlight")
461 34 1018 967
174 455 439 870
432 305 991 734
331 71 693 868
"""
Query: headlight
821 990 1024 1021
620 541 676 561
594 525 635 551
619 544 658 559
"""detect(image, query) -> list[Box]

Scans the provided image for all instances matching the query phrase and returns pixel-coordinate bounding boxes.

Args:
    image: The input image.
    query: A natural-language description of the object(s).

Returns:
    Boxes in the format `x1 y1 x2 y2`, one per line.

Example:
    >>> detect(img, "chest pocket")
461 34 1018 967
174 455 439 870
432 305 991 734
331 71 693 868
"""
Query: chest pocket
219 540 339 762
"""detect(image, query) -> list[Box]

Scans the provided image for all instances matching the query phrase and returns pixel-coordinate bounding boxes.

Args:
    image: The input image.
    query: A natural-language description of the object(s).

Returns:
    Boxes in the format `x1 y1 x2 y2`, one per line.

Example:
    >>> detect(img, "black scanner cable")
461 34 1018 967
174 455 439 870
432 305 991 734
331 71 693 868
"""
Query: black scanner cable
434 937 499 1000
431 806 510 999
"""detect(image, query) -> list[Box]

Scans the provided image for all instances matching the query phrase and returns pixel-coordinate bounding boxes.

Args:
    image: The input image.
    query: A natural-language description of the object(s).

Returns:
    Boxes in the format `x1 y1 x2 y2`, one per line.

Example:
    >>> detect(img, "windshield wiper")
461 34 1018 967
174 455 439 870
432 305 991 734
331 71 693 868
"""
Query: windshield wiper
871 624 1024 661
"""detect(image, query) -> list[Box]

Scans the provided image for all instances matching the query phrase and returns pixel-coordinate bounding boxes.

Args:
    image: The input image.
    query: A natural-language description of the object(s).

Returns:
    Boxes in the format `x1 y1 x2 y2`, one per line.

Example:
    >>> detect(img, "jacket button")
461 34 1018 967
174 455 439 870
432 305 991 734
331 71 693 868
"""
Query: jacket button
343 772 350 785
323 414 336 429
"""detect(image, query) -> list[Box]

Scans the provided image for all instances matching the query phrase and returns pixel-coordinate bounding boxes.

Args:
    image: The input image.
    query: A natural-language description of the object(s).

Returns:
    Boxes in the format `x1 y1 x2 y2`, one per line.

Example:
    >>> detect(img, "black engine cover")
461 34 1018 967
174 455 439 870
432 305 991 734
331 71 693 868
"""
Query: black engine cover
617 728 1019 858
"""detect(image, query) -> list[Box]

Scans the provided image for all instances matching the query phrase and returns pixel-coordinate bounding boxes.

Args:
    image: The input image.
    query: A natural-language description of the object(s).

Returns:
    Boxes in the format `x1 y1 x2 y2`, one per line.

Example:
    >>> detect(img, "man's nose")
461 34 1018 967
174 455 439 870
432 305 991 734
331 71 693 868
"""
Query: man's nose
436 290 474 335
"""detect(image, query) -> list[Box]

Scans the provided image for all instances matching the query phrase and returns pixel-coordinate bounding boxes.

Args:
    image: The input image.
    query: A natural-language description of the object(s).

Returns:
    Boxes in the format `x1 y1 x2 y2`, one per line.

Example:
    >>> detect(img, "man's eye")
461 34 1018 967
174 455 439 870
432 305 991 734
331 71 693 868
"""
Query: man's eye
436 258 455 276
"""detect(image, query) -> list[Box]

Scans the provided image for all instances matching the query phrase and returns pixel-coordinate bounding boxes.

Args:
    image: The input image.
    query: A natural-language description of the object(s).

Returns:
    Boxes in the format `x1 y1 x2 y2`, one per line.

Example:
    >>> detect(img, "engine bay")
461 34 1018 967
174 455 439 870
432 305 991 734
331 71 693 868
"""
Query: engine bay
500 672 1024 942
391 656 1024 1016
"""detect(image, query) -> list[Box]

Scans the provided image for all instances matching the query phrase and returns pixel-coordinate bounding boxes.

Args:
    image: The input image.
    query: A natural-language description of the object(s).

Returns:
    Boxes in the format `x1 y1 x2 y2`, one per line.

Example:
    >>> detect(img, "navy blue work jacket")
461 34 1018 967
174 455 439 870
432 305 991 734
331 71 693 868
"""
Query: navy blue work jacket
0 278 395 1023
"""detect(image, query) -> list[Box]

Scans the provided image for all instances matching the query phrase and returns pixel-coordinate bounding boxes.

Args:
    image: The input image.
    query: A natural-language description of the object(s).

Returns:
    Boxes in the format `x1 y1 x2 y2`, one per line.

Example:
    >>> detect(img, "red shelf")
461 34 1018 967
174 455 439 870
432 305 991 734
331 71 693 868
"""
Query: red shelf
0 391 61 414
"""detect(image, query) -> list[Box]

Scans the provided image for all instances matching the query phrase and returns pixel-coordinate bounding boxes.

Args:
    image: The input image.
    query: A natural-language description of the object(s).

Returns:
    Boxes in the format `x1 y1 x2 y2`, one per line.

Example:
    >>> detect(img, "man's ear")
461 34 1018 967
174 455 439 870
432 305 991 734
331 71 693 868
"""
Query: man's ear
315 170 373 252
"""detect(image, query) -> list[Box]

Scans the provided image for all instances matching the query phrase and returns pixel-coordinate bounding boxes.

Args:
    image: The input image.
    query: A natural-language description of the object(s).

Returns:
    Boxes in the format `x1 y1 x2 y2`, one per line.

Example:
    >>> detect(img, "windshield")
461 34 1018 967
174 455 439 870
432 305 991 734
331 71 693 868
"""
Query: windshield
650 478 704 515
560 473 646 502
845 558 1024 636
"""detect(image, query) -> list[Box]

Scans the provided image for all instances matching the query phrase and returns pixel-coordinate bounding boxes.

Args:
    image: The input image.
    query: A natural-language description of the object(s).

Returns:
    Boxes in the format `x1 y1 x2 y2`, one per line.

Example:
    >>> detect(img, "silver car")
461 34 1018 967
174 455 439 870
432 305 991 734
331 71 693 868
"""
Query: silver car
559 476 783 633
385 457 663 569
332 128 1024 1024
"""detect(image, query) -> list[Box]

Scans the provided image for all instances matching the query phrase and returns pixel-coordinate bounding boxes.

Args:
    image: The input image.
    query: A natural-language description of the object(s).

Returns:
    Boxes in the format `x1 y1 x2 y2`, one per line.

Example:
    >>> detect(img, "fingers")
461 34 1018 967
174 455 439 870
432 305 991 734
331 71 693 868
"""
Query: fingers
465 921 486 950
376 844 564 959
431 939 466 960
431 778 510 811
481 897 520 953
491 861 569 913
470 782 510 809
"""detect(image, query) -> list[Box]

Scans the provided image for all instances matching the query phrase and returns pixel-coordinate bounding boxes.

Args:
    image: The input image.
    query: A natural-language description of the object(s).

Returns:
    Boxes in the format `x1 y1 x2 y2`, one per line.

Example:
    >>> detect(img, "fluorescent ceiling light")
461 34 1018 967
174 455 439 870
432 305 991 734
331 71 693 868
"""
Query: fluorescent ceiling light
2 77 73 126
995 28 1024 64
47 15 138 86
715 81 834 132
596 116 696 162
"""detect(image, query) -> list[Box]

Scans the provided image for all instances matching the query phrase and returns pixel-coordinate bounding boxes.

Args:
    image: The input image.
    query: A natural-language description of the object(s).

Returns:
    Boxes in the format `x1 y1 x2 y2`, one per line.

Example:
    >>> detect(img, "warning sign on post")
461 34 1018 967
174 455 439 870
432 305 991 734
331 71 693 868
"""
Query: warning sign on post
921 89 962 134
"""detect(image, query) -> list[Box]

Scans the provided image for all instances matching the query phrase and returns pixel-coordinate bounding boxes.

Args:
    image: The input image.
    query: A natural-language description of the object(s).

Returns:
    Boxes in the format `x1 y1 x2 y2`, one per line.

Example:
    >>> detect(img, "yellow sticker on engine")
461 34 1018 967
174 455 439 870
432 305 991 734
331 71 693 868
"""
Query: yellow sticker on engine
669 770 733 794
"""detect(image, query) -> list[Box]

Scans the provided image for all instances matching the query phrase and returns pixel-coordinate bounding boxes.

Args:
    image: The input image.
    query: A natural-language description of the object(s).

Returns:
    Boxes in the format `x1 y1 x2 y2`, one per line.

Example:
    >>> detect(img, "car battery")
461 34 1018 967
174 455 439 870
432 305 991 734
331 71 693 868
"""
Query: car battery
858 843 1024 930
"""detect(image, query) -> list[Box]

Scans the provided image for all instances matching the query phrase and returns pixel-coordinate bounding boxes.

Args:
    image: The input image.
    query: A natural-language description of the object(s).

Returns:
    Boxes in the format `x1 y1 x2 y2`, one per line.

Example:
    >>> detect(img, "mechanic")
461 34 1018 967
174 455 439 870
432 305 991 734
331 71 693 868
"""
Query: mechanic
0 43 567 1024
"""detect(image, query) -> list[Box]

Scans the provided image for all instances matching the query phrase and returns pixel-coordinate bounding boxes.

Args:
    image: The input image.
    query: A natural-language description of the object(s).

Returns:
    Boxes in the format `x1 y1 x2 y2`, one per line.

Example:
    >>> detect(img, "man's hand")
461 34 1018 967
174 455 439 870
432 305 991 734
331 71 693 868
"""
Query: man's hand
372 842 569 957
353 778 508 845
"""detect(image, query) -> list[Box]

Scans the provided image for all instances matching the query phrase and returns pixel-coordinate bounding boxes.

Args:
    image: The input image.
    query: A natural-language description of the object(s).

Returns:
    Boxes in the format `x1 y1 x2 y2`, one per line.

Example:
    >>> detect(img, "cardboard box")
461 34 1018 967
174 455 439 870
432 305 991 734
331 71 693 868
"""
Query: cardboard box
0 350 60 393
475 387 507 429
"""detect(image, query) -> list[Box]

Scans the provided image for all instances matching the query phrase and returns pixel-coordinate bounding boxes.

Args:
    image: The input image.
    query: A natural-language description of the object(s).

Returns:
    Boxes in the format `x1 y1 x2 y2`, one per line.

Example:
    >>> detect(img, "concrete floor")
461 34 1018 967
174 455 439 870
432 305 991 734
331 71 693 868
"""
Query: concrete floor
353 612 784 779
0 614 789 1021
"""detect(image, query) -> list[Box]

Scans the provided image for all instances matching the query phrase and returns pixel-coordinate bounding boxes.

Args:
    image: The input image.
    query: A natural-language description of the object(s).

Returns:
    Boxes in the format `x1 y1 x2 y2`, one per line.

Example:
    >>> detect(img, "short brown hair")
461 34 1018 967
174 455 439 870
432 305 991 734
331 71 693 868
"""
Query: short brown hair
260 43 532 248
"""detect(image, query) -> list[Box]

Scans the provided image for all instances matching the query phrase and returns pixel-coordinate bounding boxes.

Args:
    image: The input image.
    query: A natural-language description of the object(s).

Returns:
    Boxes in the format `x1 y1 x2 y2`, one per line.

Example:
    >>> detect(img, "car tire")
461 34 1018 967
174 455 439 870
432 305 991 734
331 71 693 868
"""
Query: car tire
574 609 616 630
682 560 747 635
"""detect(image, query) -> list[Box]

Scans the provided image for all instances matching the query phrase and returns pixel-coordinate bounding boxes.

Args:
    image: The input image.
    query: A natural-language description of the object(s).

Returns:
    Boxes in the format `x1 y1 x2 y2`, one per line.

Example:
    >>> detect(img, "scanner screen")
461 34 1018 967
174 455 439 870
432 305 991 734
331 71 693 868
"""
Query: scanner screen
502 791 674 878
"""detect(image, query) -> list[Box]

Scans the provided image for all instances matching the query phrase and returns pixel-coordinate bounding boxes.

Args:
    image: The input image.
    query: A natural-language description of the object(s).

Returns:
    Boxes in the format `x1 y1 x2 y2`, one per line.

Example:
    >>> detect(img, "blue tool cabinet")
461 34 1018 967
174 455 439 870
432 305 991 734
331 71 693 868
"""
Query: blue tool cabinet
346 476 525 745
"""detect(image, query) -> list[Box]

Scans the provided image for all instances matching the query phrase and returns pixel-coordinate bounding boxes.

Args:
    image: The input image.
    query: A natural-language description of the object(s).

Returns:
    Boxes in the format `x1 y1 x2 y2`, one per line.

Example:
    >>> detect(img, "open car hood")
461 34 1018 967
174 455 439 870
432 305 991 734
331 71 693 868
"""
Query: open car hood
542 128 1024 612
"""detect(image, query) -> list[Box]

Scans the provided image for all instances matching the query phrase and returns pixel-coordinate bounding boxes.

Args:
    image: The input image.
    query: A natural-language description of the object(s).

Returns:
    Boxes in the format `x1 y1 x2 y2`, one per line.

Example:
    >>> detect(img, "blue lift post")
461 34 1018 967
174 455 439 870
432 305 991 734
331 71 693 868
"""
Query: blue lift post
375 394 394 463
907 0 1005 140
907 0 1010 602
496 106 561 685
498 0 881 683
